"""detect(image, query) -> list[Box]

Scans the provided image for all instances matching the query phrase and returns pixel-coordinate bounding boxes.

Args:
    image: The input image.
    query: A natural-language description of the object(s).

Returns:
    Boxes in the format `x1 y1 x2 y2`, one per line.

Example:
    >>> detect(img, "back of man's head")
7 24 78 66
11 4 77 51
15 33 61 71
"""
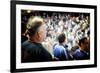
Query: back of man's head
58 33 66 44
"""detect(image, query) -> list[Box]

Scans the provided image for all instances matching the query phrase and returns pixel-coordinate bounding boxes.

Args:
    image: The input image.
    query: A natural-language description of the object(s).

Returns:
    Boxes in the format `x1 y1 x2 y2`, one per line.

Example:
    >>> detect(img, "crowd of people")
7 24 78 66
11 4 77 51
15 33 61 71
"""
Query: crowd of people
21 10 90 62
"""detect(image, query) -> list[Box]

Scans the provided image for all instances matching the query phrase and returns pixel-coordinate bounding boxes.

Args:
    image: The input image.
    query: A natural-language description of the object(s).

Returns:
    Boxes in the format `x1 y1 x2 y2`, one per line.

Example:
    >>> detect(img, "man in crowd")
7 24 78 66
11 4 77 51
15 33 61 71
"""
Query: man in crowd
21 16 52 62
73 37 90 60
53 33 72 60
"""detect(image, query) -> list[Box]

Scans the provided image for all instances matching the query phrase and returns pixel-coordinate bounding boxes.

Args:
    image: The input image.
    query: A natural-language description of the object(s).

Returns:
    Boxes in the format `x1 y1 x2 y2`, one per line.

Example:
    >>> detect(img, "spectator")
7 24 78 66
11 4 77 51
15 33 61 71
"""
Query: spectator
73 37 90 60
53 33 71 60
21 16 52 62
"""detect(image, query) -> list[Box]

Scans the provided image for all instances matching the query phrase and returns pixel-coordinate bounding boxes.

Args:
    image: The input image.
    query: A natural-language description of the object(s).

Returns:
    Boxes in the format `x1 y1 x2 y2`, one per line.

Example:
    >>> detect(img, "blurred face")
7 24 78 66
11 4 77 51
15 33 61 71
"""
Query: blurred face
81 39 89 52
37 24 47 42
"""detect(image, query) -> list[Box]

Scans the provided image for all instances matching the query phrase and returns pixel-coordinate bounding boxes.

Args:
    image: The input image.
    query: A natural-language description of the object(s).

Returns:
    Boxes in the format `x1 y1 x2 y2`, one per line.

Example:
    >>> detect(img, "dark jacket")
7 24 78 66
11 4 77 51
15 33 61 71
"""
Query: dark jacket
21 40 52 62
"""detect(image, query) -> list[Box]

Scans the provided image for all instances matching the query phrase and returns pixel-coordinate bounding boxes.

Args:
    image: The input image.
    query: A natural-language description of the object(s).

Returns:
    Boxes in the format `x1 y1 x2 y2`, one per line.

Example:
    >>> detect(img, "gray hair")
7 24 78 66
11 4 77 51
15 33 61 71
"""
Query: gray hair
26 16 44 36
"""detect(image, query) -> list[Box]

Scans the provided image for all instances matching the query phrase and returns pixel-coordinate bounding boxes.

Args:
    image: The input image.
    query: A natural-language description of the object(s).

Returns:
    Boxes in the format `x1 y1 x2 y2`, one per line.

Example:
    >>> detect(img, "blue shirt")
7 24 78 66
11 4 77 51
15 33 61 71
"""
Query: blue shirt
73 48 89 60
53 44 69 60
